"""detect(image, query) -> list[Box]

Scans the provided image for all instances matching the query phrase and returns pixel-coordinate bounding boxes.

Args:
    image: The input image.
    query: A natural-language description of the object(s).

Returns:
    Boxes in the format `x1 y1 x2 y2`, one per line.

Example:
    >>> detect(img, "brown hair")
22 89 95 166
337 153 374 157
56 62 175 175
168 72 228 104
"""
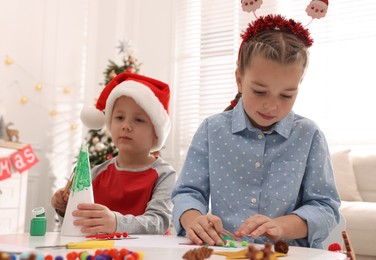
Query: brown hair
224 30 309 111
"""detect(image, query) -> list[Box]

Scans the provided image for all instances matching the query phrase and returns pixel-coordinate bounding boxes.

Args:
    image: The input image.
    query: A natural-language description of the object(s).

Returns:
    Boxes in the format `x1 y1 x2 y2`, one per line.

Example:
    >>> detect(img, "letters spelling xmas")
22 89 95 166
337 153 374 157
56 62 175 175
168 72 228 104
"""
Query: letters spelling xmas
0 144 39 181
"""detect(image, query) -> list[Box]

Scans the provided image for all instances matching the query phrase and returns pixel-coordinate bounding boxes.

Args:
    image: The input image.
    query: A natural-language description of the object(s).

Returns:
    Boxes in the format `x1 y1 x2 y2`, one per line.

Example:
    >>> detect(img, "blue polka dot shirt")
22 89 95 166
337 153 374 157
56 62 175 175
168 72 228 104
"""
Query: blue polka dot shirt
172 99 340 248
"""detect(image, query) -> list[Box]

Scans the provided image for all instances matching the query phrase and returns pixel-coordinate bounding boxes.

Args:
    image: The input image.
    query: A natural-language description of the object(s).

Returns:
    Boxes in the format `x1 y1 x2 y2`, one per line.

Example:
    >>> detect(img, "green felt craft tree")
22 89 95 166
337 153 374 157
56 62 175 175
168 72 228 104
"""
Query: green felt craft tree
85 41 142 168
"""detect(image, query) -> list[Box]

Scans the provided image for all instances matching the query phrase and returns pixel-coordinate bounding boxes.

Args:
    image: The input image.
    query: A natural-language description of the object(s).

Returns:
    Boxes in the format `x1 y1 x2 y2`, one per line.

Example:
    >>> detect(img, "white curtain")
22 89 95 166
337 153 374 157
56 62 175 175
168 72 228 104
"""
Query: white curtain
172 0 376 172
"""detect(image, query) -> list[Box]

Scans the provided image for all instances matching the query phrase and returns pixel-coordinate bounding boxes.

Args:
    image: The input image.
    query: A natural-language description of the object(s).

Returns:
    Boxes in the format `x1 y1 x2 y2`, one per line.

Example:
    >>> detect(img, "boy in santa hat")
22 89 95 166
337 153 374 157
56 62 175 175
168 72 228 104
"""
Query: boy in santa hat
51 72 176 234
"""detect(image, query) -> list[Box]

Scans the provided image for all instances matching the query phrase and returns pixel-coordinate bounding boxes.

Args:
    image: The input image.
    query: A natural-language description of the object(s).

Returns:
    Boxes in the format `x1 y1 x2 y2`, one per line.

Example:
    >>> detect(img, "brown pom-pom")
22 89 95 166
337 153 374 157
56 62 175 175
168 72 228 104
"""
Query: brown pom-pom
245 245 258 259
182 246 213 260
274 240 289 254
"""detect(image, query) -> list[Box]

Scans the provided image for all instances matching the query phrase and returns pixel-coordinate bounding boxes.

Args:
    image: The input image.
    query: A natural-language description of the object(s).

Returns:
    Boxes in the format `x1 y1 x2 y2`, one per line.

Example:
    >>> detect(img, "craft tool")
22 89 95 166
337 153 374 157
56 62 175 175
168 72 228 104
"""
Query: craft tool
221 228 241 241
35 240 114 250
62 171 74 197
208 221 241 241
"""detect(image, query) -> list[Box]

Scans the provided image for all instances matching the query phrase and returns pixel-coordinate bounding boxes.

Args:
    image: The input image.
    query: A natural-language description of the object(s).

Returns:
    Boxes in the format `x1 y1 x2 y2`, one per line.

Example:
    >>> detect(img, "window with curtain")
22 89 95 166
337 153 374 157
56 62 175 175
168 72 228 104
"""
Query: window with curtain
172 0 376 172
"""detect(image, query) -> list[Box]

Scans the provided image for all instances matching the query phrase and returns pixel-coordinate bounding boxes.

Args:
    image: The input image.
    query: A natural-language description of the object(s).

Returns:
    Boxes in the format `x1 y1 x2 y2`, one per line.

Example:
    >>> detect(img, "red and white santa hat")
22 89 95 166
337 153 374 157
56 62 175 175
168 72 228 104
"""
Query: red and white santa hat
80 72 171 152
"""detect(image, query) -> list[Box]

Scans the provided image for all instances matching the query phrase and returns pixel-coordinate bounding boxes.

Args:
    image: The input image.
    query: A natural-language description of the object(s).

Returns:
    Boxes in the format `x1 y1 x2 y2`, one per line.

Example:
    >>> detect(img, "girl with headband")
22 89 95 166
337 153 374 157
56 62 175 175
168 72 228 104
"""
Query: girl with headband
172 4 339 249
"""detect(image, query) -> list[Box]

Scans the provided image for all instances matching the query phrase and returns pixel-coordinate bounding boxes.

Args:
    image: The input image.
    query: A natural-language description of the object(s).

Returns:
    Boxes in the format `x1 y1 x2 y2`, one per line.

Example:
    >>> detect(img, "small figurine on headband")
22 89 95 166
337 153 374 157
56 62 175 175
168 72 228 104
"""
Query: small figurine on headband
241 0 263 17
306 0 329 19
242 0 329 27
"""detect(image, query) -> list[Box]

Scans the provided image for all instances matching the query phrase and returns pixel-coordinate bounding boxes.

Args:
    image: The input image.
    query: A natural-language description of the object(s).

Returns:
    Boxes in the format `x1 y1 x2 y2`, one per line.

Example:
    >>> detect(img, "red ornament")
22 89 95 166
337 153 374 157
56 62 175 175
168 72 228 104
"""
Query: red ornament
328 242 342 251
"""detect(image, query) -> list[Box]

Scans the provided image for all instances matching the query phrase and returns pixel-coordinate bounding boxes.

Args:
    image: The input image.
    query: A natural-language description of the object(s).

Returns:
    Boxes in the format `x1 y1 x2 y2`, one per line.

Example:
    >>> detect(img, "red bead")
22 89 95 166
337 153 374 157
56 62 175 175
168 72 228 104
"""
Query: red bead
94 250 102 256
122 232 128 238
96 234 108 240
114 232 122 238
328 242 342 251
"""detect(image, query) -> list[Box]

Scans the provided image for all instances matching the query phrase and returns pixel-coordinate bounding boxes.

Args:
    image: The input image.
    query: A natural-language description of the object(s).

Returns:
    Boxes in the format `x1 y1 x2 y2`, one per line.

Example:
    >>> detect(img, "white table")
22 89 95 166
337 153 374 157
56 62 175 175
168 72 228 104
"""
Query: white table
0 232 346 260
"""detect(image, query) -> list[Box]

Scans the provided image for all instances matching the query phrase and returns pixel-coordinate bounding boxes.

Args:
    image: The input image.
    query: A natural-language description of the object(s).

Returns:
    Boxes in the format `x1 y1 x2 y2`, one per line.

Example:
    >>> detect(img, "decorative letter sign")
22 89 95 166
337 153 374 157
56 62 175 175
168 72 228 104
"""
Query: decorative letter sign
0 157 12 181
10 144 39 173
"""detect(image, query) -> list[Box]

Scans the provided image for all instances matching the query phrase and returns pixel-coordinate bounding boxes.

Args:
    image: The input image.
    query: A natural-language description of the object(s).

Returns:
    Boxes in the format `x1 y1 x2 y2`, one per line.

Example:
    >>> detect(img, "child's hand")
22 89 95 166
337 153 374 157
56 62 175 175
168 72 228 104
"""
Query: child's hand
234 214 282 241
72 203 116 234
180 210 224 246
51 188 69 213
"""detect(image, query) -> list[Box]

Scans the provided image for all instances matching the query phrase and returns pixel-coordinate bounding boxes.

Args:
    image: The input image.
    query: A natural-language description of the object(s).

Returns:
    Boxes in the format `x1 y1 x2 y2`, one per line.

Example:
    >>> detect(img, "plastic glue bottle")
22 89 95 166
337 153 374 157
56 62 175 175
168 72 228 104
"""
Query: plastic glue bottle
30 207 46 236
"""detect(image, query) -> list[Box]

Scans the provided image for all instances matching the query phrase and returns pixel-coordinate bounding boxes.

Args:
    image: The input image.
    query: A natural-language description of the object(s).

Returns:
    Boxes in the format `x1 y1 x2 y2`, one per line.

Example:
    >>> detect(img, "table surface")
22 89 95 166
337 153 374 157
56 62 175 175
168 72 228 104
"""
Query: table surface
0 232 346 260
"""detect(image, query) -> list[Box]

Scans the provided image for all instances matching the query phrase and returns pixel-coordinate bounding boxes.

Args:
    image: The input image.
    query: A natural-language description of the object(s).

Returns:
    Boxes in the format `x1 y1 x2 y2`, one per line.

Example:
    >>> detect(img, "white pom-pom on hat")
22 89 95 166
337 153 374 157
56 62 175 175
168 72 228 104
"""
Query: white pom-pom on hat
80 106 105 130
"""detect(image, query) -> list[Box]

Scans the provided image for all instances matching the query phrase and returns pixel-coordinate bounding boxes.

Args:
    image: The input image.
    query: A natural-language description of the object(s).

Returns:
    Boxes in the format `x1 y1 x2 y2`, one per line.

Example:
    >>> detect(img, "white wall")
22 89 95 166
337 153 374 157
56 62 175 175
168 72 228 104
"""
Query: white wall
0 0 175 231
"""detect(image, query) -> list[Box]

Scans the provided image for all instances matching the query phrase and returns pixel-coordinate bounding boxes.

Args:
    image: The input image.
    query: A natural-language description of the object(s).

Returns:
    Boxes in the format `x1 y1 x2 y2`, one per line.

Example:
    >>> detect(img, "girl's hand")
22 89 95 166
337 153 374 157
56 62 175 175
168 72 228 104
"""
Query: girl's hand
72 203 116 234
51 188 69 213
180 210 224 246
234 214 283 241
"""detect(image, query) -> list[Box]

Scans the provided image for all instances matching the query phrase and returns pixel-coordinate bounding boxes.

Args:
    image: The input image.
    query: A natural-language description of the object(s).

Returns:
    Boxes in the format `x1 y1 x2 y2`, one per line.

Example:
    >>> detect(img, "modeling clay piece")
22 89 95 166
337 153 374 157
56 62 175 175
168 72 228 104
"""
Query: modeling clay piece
274 240 289 254
182 246 213 260
245 245 259 259
245 243 278 260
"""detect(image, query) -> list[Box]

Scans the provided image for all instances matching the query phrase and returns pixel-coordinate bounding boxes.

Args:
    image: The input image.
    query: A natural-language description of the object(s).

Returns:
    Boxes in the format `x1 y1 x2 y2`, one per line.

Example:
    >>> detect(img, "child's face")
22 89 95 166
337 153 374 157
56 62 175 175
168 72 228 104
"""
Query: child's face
110 96 156 155
236 55 304 131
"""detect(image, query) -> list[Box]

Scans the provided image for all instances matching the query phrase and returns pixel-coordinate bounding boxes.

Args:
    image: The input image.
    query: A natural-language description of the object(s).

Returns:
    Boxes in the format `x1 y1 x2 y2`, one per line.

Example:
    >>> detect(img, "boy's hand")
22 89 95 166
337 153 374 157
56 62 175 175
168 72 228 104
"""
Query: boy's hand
72 203 116 234
51 188 69 213
180 210 224 246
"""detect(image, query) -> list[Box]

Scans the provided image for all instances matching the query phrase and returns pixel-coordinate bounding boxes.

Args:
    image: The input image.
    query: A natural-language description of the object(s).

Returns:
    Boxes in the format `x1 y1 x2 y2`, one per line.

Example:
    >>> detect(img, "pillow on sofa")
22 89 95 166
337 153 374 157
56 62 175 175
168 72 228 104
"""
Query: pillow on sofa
331 149 363 201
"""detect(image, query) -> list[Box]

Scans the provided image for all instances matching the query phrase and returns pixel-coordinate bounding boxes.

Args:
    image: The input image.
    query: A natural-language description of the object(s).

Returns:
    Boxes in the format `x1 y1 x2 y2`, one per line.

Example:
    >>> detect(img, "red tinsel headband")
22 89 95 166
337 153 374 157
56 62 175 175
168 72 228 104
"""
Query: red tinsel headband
241 14 313 48
228 1 329 110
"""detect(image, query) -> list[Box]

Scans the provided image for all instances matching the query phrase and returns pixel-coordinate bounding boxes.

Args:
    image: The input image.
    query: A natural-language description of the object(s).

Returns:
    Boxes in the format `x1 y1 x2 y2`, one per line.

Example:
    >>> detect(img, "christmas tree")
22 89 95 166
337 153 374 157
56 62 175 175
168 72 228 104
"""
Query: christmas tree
103 40 142 85
84 41 142 168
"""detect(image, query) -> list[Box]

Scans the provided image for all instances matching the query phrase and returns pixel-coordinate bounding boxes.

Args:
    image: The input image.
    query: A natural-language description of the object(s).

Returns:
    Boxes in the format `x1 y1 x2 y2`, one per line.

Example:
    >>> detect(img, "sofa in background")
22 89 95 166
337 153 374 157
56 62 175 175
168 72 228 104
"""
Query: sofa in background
331 149 376 260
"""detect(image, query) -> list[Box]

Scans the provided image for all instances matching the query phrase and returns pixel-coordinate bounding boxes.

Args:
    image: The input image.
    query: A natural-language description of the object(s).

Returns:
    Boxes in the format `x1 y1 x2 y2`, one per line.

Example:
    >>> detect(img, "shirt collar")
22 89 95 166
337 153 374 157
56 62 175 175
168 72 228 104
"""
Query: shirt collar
231 99 294 139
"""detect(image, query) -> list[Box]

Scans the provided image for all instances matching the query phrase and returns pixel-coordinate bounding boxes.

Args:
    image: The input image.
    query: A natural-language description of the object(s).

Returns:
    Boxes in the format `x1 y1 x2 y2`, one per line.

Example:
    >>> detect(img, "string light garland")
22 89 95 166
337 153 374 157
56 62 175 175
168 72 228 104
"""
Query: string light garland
2 55 80 132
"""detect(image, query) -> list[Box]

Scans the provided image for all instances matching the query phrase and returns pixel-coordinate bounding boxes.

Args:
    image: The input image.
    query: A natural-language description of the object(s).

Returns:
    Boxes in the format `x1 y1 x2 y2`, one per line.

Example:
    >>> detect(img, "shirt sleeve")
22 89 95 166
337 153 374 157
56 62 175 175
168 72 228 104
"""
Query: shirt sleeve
292 129 341 247
171 119 211 235
114 160 177 234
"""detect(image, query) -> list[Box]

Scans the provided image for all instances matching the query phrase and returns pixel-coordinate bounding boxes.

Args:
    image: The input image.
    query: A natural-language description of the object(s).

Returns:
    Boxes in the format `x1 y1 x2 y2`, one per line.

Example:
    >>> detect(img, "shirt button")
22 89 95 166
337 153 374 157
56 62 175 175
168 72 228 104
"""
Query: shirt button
255 162 261 168
257 134 263 139
251 198 257 204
